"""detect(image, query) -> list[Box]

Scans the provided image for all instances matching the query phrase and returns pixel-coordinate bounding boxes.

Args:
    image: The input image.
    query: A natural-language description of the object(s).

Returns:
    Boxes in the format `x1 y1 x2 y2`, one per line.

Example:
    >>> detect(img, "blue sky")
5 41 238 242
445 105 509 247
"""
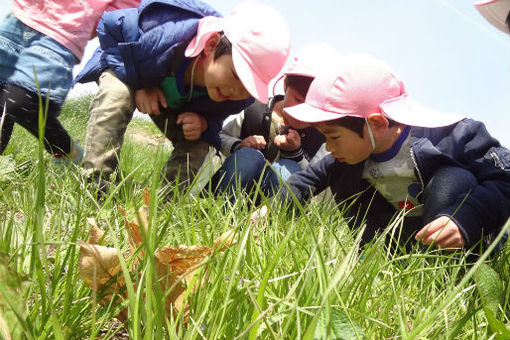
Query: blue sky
2 0 509 146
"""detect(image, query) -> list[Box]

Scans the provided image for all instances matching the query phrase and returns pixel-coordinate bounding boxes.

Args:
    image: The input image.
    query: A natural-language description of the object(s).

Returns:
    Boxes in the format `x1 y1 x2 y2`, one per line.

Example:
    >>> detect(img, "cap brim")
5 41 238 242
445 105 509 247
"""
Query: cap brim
381 93 465 128
232 48 269 103
474 0 510 34
284 102 346 123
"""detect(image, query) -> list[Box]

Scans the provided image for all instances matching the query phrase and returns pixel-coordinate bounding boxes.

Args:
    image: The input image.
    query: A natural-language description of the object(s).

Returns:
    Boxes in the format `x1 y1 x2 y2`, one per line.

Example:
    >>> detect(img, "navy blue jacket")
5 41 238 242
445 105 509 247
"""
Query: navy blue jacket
74 0 253 148
279 119 510 247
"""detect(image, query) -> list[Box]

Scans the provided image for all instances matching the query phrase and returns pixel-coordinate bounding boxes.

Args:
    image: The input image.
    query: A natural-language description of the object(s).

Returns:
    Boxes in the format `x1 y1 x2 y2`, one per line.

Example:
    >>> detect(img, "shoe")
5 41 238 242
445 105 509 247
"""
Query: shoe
87 175 110 203
53 140 83 166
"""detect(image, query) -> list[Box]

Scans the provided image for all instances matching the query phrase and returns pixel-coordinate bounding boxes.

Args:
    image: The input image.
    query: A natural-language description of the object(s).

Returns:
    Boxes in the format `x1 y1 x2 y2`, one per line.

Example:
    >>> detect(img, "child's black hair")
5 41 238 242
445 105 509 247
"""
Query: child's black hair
326 116 400 138
213 34 233 60
284 74 314 96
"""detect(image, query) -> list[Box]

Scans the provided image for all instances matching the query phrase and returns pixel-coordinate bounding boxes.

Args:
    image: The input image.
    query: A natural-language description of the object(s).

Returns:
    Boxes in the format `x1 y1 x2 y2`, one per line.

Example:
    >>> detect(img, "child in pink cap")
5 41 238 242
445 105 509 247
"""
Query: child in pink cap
207 44 340 203
0 0 140 162
73 0 290 195
282 53 510 252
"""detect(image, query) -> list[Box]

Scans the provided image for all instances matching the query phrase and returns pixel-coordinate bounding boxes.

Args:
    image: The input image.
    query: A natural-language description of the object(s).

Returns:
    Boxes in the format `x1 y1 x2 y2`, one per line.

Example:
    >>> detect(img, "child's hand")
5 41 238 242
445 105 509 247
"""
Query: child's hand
274 129 301 151
240 135 267 150
415 216 466 249
177 112 207 141
135 88 167 115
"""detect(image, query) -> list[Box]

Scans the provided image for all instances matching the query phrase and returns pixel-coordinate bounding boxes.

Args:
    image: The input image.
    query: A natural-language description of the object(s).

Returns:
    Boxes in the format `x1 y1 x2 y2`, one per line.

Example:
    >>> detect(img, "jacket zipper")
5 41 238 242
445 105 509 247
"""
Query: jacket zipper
490 151 506 170
410 147 425 199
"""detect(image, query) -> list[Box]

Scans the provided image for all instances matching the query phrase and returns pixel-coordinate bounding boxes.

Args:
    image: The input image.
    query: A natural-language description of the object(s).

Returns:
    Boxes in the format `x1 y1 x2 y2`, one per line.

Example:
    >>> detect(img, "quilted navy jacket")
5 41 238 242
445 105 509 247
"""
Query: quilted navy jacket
74 0 253 147
279 118 510 247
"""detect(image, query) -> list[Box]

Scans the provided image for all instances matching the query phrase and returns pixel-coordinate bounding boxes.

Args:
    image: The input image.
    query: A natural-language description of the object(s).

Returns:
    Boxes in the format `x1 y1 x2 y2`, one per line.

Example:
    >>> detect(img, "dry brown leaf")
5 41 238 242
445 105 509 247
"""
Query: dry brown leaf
154 245 212 319
118 205 148 256
86 218 105 245
155 245 212 277
79 190 249 326
142 188 151 206
78 242 121 288
78 240 128 321
213 228 238 251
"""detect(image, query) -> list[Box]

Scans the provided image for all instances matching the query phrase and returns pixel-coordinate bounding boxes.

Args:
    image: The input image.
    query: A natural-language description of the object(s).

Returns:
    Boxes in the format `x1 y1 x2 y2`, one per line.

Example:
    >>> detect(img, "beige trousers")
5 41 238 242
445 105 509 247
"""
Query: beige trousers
82 69 210 187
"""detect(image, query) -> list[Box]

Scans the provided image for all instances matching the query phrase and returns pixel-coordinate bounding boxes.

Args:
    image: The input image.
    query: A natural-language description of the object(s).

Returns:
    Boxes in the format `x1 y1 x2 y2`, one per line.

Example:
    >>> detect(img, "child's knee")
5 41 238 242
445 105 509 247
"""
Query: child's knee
230 147 266 172
422 166 477 220
426 166 477 196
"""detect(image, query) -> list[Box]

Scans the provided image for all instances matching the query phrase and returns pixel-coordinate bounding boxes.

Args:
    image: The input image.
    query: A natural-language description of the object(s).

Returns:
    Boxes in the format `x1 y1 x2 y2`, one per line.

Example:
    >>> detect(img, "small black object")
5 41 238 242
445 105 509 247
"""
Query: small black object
278 124 290 135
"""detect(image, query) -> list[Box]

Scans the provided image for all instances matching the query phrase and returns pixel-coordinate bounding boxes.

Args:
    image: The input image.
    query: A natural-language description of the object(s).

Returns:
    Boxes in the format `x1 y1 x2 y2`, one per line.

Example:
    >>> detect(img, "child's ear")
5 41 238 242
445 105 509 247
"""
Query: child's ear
367 113 389 133
202 32 221 57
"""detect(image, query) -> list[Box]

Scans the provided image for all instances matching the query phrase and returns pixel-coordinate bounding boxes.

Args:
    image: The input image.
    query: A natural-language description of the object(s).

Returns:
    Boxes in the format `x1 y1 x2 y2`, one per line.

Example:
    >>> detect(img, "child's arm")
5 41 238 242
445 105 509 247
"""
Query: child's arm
278 154 337 205
429 119 510 247
177 112 207 141
415 216 465 249
239 136 267 150
219 111 244 155
274 129 301 151
135 88 167 115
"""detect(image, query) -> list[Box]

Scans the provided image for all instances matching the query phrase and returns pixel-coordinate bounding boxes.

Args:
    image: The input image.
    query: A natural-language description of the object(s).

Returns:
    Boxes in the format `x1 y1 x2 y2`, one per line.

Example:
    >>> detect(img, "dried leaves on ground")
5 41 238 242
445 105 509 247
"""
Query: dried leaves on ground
78 189 240 325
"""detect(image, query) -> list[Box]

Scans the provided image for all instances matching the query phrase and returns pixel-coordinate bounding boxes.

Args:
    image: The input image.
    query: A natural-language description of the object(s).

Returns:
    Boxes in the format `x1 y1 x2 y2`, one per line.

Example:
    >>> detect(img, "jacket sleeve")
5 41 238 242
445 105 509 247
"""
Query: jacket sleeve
278 154 337 205
219 111 244 156
295 143 329 170
120 13 200 89
435 120 510 247
96 8 141 84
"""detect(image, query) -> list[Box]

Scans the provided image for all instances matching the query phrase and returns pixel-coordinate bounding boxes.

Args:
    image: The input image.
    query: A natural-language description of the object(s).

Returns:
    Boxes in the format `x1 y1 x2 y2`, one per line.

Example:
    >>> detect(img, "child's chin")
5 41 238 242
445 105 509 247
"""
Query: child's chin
211 97 227 102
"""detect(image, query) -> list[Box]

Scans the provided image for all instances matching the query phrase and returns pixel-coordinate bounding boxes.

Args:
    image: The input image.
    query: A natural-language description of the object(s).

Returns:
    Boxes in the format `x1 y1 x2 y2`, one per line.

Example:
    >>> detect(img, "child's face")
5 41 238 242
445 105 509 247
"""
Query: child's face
315 122 373 165
282 83 312 129
202 54 251 102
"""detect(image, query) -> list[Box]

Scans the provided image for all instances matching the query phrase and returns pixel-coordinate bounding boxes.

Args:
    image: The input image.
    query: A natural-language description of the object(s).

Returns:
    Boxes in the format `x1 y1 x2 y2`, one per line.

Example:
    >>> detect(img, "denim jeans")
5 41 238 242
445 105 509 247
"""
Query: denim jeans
0 16 76 105
210 147 301 202
0 16 76 155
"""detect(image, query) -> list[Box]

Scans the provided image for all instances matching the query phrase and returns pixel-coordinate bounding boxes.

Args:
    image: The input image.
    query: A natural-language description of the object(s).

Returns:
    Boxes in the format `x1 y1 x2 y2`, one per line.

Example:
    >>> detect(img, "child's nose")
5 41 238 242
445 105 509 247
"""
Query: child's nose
325 142 333 153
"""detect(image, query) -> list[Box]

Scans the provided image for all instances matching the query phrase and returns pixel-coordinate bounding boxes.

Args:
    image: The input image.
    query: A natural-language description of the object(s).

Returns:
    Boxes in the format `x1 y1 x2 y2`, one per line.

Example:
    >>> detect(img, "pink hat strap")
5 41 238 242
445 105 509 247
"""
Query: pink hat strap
365 118 376 150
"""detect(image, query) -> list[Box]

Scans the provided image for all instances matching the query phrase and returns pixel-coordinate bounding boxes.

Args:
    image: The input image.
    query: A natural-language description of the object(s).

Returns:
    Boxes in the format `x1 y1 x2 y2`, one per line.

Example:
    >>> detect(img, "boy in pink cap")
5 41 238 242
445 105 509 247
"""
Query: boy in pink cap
73 0 290 194
207 44 339 203
282 53 510 251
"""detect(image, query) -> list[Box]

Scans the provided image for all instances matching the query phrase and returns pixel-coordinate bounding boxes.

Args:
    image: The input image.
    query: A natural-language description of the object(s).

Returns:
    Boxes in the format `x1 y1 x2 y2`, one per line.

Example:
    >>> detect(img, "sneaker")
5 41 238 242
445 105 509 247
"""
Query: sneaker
53 140 83 166
86 175 110 203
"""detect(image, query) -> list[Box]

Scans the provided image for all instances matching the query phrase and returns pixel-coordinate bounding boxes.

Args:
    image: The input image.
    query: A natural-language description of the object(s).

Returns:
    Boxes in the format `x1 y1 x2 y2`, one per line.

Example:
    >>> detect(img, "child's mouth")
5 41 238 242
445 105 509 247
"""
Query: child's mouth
216 88 229 101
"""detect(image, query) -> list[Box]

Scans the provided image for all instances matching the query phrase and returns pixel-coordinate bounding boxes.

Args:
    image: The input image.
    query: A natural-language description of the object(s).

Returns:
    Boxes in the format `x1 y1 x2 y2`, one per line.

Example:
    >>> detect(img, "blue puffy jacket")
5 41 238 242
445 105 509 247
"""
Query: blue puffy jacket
279 119 510 247
74 0 253 148
75 0 220 89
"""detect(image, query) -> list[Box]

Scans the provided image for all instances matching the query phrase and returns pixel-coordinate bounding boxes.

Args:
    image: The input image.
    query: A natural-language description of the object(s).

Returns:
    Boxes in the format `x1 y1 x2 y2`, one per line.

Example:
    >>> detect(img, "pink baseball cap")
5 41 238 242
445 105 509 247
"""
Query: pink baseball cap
474 0 510 34
285 54 466 128
272 43 342 95
185 1 291 104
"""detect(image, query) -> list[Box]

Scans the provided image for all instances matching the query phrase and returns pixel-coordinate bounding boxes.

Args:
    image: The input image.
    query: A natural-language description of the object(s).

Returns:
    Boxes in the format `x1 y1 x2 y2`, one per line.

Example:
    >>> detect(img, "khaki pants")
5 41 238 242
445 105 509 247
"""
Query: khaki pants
82 69 210 187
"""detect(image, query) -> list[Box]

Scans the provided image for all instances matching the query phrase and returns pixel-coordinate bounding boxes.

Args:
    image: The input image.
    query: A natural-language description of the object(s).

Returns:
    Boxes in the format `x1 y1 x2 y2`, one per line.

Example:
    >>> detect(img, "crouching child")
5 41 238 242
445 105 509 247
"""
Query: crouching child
280 53 510 252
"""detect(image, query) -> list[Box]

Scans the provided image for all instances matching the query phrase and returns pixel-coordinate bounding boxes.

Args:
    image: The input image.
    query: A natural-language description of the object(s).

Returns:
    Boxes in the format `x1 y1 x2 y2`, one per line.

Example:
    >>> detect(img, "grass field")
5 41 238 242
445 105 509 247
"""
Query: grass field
0 96 509 339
